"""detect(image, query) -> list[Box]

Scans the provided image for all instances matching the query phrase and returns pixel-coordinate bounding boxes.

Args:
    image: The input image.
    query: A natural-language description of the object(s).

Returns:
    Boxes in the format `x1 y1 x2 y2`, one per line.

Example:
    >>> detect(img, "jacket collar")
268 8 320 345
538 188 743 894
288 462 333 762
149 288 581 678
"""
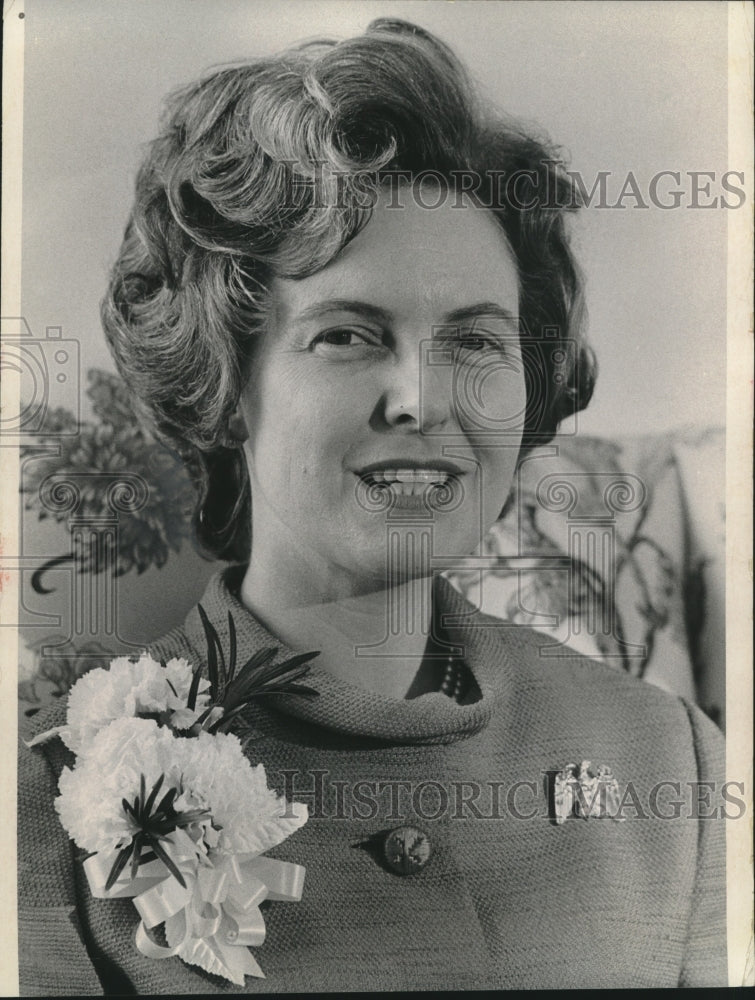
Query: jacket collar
181 567 511 745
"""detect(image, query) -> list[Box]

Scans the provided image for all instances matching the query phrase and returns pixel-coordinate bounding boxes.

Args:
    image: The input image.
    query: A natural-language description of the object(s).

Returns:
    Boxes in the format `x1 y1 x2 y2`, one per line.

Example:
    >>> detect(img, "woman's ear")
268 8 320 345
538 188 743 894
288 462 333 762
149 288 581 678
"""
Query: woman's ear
228 406 249 444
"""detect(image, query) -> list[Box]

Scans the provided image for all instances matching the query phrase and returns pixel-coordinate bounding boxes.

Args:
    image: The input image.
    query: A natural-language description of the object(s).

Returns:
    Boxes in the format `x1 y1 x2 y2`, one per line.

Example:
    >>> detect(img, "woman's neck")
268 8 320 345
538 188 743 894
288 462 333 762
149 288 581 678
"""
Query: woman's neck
239 561 438 698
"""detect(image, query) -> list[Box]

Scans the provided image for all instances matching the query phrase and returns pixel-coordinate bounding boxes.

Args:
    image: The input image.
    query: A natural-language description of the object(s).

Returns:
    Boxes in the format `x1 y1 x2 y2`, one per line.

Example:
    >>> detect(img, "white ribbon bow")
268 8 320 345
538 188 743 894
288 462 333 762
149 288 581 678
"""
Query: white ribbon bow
84 829 305 984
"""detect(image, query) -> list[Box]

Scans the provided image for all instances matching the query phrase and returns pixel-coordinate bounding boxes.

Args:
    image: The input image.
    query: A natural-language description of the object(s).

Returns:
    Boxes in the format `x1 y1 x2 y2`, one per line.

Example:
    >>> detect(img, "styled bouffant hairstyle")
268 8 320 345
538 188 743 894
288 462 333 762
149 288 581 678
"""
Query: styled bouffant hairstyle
102 18 596 562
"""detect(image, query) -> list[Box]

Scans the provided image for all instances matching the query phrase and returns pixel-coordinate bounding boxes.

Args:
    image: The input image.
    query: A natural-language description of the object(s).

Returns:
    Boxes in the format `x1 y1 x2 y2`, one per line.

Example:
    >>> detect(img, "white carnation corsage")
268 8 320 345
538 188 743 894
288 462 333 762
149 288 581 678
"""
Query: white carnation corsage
29 607 319 985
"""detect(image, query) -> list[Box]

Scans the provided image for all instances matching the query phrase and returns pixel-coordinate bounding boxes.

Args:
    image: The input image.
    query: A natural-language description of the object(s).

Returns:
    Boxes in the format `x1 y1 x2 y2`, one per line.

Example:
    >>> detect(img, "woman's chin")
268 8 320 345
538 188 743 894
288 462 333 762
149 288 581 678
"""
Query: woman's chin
343 520 483 588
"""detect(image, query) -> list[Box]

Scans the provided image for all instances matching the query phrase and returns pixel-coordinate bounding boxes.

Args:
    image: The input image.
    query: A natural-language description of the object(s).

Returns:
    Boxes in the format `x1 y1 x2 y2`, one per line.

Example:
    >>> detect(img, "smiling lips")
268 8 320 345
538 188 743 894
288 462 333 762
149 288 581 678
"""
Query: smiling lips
358 466 460 498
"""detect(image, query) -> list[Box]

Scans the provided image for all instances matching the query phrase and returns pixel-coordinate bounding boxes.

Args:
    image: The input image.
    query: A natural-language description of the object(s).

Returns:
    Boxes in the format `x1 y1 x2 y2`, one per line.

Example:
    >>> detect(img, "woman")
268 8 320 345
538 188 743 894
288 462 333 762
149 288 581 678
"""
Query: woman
19 18 726 992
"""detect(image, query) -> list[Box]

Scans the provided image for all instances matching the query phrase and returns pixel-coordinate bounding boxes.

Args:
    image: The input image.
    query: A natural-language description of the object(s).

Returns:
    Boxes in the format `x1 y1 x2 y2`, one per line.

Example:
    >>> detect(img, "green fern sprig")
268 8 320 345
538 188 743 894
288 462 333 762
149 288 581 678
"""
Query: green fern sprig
106 773 208 890
184 605 319 735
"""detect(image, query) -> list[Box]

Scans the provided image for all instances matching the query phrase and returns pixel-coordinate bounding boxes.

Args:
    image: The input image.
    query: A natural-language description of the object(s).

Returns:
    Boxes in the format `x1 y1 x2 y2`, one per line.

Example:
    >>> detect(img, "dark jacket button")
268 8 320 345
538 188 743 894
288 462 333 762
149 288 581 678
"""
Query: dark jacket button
382 826 432 875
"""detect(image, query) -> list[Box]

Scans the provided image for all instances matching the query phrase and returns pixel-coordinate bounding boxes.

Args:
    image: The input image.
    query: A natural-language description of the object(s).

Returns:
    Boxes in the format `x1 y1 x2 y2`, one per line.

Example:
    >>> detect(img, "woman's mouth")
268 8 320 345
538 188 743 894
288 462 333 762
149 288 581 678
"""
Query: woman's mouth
361 468 455 497
354 463 466 511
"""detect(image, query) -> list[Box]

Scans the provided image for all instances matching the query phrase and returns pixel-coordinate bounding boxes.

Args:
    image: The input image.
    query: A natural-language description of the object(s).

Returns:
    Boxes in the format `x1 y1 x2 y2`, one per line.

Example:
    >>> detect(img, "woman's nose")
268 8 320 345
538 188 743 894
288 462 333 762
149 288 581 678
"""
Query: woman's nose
377 343 452 432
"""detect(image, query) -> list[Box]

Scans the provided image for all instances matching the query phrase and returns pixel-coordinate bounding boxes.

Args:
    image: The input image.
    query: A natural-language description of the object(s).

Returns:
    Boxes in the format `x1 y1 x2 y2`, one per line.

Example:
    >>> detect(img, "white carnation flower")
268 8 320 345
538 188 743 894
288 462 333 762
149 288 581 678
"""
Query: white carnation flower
170 730 308 856
56 717 182 853
55 719 307 859
62 652 210 754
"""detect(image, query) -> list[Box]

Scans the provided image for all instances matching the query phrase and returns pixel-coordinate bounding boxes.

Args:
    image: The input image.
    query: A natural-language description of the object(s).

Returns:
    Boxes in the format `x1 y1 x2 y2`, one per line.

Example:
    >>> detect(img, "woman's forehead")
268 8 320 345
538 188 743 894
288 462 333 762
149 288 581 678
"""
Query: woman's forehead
273 190 520 323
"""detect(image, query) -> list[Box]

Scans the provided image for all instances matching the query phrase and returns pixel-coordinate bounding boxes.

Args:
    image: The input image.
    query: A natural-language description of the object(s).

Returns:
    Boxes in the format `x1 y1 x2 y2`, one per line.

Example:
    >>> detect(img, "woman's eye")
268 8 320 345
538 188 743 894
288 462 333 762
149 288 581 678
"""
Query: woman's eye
457 332 503 353
458 336 487 352
311 328 380 351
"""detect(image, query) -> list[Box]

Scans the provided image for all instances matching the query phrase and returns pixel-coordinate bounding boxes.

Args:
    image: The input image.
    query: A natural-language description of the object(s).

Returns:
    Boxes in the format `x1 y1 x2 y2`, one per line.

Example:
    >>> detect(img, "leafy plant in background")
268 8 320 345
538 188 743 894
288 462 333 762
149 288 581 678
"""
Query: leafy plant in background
20 368 195 587
449 438 682 679
18 636 111 719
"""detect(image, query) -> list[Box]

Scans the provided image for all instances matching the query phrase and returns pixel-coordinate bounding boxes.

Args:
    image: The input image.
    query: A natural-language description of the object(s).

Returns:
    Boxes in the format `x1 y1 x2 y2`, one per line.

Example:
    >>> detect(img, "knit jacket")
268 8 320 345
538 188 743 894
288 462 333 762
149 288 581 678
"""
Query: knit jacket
18 570 727 993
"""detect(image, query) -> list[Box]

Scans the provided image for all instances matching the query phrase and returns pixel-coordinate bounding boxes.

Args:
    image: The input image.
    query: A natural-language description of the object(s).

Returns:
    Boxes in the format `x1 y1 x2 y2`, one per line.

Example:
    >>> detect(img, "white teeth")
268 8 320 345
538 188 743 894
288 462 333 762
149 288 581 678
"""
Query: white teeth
393 481 420 496
364 468 452 486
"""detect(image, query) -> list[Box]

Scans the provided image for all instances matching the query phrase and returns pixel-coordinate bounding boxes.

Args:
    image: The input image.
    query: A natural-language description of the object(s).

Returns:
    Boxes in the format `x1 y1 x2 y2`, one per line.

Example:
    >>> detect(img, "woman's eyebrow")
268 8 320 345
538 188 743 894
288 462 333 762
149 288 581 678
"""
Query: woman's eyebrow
441 302 519 330
290 298 518 331
292 299 395 326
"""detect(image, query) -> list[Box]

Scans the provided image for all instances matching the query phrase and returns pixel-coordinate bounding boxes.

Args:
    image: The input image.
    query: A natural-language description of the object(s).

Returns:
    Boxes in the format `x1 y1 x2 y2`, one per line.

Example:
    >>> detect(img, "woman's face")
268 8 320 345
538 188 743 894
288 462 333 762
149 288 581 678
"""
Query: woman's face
240 188 526 592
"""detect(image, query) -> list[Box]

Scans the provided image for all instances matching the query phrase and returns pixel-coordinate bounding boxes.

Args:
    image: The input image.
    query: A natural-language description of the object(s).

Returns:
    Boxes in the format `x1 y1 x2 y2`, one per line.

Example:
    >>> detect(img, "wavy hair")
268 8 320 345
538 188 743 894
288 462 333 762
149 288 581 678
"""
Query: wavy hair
101 18 596 562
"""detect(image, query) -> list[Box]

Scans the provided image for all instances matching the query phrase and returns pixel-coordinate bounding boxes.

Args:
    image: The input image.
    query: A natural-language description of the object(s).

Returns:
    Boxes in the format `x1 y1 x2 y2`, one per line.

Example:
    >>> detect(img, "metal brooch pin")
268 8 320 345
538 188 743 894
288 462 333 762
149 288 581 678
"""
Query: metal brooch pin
554 760 626 824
